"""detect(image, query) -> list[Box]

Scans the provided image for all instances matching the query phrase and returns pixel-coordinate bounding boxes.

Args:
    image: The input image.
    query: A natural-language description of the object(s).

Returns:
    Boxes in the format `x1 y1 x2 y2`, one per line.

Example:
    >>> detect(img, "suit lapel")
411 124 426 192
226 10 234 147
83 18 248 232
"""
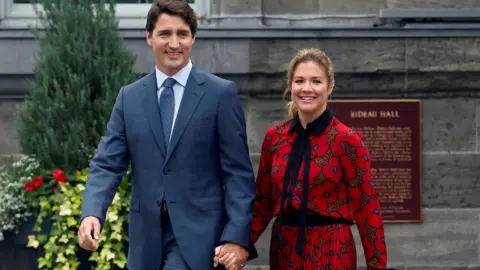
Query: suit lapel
142 72 167 157
165 66 205 163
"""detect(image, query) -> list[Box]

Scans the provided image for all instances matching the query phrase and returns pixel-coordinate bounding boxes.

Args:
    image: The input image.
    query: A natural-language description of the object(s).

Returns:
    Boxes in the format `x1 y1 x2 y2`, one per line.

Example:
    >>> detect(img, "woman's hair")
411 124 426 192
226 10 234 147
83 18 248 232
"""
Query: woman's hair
284 48 335 118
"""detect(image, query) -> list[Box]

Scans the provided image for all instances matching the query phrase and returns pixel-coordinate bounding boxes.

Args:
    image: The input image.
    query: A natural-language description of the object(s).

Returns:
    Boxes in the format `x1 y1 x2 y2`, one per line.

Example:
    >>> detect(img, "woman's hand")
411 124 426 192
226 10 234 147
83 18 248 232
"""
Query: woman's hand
218 252 239 269
214 245 245 269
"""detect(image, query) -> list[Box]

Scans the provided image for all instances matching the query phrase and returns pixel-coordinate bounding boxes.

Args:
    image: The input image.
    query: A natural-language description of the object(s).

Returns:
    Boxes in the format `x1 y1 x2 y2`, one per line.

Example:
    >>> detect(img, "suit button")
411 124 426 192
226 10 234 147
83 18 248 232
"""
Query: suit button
163 168 171 174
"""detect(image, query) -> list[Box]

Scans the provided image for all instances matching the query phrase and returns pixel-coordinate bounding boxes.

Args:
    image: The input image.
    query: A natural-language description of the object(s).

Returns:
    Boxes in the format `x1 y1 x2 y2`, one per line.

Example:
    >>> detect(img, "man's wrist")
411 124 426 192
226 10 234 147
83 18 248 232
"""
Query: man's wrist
220 241 248 252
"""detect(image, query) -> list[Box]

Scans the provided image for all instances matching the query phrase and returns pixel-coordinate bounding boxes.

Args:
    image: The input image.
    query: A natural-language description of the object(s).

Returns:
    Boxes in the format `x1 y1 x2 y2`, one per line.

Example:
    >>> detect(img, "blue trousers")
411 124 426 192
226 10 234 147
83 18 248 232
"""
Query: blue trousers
160 210 226 270
161 211 190 270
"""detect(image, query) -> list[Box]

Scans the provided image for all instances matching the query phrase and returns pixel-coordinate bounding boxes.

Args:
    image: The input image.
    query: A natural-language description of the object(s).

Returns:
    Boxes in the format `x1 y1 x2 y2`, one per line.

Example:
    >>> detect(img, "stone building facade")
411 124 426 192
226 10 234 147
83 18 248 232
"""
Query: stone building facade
1 0 480 269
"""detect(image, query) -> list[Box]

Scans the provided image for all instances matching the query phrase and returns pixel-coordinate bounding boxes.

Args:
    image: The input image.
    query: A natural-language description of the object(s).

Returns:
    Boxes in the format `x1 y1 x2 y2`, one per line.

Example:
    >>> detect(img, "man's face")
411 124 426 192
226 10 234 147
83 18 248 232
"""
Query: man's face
146 13 195 76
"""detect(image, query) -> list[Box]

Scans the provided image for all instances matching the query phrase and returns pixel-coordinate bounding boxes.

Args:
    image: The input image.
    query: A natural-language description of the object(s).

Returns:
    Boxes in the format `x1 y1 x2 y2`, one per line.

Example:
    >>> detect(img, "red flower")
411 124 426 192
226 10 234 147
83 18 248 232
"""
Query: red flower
32 176 43 187
24 181 35 192
52 169 67 184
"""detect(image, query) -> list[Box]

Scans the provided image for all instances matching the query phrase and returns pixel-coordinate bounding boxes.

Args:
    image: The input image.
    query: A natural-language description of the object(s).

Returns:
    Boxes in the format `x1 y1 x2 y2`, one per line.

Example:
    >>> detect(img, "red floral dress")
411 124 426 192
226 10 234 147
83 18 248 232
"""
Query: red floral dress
249 109 389 269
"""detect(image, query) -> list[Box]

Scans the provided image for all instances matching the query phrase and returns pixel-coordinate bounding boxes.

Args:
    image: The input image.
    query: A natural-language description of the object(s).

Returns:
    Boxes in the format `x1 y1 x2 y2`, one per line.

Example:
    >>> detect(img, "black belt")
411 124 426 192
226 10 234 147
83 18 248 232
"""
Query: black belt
275 211 353 227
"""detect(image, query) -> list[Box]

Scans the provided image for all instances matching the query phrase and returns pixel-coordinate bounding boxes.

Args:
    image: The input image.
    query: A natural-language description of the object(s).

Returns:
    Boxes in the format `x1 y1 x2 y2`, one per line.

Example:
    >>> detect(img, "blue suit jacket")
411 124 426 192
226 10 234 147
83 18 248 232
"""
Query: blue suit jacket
80 66 256 270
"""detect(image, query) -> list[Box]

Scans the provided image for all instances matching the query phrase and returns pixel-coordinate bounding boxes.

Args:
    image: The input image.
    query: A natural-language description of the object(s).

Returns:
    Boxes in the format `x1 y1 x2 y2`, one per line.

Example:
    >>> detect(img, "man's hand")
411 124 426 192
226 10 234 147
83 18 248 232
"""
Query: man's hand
213 243 248 269
78 216 101 251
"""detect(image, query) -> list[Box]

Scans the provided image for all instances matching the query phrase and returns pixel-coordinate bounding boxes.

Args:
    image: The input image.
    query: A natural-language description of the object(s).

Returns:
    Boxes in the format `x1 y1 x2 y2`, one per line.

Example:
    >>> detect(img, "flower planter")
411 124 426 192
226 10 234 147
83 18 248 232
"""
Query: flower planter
0 216 44 270
0 217 129 270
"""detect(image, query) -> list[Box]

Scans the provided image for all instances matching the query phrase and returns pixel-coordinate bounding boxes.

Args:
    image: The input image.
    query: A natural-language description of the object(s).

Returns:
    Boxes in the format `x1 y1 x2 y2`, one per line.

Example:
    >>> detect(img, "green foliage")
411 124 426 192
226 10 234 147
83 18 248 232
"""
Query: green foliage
27 168 132 270
15 0 137 172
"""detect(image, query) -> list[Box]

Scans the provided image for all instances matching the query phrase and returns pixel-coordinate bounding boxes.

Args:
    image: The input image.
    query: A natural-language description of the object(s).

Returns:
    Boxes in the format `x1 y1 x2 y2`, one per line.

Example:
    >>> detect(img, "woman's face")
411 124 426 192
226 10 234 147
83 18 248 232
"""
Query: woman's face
290 61 332 119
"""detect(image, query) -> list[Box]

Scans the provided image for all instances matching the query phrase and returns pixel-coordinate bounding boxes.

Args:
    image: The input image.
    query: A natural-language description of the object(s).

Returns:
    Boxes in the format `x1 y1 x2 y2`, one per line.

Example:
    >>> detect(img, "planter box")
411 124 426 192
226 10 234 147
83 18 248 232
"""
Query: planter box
0 217 127 270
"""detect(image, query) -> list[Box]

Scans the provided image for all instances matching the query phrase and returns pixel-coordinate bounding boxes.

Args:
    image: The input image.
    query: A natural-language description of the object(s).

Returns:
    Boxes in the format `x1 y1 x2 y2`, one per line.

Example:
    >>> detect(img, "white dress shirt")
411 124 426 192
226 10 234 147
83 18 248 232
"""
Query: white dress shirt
156 60 193 141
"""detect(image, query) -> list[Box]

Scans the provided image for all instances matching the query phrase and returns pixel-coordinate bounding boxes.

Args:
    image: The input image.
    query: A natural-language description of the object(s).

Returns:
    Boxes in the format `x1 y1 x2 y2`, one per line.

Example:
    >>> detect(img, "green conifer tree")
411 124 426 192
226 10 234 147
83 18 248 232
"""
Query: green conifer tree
15 0 138 172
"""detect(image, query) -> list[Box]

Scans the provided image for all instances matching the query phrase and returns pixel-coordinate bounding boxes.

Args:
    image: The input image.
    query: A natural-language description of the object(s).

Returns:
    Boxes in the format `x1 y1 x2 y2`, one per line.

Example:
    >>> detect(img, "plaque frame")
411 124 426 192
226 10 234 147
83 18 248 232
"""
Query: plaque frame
328 99 422 223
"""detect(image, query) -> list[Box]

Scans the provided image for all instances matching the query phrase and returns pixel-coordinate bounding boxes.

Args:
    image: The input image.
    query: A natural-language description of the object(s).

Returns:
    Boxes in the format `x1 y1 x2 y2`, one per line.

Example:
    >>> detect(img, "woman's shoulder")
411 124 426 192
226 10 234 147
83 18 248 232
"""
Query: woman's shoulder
259 119 293 149
265 118 294 136
331 118 364 146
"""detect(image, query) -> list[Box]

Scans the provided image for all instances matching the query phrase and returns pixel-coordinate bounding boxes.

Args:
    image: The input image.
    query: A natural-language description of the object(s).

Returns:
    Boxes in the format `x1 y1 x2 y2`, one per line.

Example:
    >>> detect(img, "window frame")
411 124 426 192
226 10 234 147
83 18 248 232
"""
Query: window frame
0 0 209 29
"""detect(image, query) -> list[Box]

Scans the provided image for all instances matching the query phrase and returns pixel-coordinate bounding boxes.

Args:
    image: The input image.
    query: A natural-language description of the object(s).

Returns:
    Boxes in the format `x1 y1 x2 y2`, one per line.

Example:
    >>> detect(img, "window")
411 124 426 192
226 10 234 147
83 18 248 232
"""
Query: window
0 0 208 29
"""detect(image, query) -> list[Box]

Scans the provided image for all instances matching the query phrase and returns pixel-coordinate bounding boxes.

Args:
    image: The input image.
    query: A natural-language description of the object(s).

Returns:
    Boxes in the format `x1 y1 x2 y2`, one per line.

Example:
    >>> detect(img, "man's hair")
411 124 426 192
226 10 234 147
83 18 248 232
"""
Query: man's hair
145 0 198 36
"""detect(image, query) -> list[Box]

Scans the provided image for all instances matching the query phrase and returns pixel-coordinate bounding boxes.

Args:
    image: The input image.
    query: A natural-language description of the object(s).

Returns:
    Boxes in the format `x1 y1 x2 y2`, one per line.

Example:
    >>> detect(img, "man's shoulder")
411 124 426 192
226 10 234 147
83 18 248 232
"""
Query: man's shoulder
121 73 152 93
195 67 233 90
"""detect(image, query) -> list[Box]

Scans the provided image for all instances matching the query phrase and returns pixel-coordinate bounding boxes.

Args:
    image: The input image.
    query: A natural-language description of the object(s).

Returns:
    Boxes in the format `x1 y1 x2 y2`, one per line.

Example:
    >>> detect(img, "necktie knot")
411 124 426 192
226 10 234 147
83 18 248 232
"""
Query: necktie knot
164 77 176 89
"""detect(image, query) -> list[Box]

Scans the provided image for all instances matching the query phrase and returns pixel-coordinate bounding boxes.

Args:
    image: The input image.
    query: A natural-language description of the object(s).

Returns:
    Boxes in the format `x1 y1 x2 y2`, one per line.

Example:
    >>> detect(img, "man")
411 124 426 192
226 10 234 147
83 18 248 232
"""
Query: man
77 0 255 269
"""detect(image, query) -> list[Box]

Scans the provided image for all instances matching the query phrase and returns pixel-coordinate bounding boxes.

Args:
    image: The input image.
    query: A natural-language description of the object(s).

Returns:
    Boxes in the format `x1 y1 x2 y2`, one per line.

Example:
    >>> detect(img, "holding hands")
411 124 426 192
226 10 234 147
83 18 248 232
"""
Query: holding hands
213 243 248 270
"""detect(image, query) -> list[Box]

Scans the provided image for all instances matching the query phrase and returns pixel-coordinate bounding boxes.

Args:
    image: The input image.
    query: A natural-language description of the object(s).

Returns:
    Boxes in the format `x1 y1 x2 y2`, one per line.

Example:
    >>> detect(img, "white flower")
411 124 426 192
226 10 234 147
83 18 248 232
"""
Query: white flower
0 155 38 241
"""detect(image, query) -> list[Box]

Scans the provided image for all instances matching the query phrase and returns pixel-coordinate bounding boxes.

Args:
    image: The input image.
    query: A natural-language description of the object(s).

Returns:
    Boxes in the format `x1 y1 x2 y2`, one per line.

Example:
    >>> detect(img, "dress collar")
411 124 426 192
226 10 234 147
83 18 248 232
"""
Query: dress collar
288 108 333 136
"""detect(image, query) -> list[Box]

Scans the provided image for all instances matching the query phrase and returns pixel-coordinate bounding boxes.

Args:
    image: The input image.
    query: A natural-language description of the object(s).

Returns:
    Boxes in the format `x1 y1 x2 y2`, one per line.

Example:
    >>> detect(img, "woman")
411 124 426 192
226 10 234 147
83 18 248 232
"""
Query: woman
216 48 390 269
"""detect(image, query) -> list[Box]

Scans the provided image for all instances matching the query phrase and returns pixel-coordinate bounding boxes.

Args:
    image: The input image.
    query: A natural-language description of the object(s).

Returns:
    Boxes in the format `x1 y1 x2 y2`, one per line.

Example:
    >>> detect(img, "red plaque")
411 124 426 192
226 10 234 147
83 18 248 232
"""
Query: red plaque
328 100 421 222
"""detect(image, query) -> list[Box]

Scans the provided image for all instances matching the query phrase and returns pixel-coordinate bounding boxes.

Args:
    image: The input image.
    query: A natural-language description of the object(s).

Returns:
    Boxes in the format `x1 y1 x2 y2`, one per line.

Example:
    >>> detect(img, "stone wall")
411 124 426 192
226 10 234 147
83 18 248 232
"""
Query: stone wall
211 0 480 15
1 0 480 269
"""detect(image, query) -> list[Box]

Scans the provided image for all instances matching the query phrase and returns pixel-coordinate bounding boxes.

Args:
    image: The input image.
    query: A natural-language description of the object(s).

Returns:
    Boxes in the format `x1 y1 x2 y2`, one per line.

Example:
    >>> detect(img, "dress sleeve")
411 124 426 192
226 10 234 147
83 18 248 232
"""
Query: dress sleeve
341 131 388 269
250 129 277 244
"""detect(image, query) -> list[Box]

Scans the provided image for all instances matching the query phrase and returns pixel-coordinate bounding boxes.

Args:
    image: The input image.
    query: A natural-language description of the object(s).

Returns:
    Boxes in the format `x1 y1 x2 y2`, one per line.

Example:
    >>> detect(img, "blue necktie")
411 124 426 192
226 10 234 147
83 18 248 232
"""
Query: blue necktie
159 77 176 149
